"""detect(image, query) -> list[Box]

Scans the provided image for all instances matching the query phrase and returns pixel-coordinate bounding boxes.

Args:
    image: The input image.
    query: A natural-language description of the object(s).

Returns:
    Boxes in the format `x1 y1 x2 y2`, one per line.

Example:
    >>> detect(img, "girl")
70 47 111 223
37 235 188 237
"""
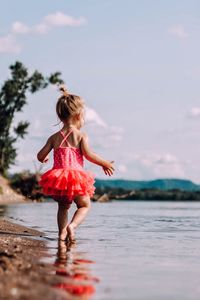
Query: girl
37 86 114 242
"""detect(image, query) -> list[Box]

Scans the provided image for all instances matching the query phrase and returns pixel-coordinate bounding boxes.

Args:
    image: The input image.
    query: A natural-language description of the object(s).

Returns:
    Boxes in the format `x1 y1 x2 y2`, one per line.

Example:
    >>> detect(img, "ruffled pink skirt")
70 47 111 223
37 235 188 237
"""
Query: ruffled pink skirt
39 168 95 203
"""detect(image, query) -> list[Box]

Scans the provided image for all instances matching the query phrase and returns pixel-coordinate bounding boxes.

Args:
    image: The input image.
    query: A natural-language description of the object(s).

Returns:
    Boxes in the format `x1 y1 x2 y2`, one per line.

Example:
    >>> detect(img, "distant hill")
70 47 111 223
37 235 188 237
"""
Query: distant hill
94 179 200 191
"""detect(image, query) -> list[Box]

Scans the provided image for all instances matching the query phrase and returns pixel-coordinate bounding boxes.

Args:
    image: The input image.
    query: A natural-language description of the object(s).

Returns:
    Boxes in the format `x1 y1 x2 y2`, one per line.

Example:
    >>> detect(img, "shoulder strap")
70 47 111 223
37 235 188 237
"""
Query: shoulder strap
59 129 73 147
60 130 65 138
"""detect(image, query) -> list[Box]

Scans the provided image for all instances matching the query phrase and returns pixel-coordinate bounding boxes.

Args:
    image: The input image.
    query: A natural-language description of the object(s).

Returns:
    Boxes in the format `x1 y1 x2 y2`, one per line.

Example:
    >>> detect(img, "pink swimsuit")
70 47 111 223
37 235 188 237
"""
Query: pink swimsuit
39 129 95 204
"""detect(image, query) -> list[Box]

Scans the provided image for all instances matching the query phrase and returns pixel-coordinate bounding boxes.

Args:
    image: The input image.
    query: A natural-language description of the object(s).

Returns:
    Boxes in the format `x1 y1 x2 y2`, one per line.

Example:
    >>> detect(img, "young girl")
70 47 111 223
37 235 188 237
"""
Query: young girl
37 86 114 242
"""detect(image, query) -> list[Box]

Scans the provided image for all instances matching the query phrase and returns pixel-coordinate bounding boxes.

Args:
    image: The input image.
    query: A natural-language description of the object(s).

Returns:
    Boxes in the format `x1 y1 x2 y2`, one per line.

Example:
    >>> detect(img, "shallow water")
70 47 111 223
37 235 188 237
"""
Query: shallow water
1 200 200 299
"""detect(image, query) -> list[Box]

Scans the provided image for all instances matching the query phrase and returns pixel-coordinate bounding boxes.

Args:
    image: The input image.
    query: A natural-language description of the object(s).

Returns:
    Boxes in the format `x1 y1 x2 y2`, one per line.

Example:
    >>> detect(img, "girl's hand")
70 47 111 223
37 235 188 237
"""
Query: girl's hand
102 161 115 176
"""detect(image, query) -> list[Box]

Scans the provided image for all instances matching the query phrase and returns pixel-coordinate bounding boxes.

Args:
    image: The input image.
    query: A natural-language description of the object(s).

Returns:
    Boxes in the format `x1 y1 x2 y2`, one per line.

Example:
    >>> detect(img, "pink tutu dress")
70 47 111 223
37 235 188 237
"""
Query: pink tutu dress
39 129 95 204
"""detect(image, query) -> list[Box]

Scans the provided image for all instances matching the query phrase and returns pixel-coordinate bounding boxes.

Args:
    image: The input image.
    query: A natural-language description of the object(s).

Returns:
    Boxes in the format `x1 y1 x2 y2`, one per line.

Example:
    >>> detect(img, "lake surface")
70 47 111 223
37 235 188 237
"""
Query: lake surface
1 200 200 300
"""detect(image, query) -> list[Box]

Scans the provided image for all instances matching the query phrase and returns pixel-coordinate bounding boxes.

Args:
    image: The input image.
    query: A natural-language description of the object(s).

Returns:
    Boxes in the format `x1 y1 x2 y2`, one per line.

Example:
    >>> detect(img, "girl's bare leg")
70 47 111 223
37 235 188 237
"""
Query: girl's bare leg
57 201 71 240
67 195 91 242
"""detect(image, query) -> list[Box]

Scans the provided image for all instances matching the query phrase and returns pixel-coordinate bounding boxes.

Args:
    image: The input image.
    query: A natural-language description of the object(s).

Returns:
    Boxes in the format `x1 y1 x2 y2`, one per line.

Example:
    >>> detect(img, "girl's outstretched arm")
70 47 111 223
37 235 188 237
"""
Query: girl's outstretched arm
37 136 53 163
81 132 114 176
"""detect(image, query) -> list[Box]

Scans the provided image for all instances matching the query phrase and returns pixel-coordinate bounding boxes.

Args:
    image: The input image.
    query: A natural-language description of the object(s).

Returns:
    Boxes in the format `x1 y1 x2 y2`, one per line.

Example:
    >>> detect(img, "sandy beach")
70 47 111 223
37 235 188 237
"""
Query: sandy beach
0 218 96 300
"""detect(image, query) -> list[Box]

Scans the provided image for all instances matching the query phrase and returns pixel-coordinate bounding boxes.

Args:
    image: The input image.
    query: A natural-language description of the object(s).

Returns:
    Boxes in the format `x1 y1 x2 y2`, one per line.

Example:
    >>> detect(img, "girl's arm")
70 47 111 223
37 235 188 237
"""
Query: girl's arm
81 132 114 176
37 136 53 163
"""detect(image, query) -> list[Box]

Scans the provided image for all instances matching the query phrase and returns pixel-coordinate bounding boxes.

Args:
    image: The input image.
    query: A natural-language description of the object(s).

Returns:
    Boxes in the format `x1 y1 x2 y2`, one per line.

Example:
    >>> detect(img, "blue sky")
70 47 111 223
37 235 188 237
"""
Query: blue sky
1 0 200 181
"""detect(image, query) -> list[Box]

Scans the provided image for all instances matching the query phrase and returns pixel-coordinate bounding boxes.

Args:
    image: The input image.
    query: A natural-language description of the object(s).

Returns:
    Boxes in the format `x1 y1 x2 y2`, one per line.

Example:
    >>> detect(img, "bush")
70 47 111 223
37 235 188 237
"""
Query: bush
10 170 43 200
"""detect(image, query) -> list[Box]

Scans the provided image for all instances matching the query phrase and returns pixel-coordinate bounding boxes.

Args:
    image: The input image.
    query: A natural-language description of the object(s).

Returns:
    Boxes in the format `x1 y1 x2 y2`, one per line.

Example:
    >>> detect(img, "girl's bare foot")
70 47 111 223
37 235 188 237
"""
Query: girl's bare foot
67 224 76 242
58 230 67 241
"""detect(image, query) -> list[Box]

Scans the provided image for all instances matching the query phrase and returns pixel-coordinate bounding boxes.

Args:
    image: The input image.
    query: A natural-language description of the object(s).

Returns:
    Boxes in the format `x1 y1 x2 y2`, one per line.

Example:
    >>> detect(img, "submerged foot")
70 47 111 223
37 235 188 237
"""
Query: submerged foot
67 224 76 242
58 230 68 241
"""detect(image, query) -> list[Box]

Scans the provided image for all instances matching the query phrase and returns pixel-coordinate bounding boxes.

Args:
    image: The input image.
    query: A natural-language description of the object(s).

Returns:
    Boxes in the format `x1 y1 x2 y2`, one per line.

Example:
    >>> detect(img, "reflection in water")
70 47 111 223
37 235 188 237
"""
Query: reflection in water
53 240 99 298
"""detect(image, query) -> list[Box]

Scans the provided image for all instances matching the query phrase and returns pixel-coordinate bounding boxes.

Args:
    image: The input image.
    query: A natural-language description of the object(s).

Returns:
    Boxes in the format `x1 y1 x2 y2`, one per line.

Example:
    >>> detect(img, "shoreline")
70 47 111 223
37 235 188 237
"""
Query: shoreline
0 218 97 300
0 218 67 300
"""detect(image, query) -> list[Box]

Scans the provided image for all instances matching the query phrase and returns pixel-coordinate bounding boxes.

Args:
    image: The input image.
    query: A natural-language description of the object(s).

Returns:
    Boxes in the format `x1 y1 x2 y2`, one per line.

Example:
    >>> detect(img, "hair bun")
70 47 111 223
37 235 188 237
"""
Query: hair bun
59 85 69 97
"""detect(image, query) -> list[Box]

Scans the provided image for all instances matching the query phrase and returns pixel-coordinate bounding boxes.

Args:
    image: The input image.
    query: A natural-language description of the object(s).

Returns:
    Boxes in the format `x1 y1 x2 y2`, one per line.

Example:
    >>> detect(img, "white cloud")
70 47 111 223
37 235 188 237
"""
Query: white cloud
189 107 200 118
84 108 124 150
85 107 107 128
156 153 178 164
0 12 86 53
12 21 30 34
167 24 189 39
153 154 184 177
118 164 127 173
34 24 48 35
126 153 185 179
42 12 86 27
0 35 21 53
1 12 86 53
11 12 87 36
108 125 123 142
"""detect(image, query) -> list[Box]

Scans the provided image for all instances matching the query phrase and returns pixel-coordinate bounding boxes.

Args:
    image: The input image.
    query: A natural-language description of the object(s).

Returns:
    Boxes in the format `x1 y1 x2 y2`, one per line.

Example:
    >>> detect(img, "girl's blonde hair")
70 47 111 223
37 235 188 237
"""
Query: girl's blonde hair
56 85 85 122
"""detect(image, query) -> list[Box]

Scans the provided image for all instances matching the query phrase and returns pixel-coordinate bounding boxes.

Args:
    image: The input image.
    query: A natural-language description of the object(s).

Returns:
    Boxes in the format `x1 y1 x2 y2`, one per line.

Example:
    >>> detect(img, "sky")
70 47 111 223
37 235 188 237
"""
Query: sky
1 0 200 182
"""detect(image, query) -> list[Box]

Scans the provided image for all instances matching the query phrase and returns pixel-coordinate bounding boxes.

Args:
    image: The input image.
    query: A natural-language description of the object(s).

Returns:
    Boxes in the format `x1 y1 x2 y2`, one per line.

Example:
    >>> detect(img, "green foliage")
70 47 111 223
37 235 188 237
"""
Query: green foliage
0 61 64 176
48 72 63 85
10 170 43 200
14 121 30 138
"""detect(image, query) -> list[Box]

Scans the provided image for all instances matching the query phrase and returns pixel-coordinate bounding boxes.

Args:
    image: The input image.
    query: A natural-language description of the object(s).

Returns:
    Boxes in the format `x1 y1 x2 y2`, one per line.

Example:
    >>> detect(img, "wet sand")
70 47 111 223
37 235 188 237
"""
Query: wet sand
0 218 97 300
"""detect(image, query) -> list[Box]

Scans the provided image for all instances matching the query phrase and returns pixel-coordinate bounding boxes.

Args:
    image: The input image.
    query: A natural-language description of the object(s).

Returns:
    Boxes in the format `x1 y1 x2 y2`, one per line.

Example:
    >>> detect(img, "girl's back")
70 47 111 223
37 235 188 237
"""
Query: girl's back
52 127 84 170
52 127 82 150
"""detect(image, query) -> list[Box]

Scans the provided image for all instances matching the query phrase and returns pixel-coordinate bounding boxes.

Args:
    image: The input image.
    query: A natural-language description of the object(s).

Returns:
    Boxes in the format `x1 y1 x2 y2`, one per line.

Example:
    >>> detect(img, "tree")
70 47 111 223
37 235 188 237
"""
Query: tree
0 61 64 176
